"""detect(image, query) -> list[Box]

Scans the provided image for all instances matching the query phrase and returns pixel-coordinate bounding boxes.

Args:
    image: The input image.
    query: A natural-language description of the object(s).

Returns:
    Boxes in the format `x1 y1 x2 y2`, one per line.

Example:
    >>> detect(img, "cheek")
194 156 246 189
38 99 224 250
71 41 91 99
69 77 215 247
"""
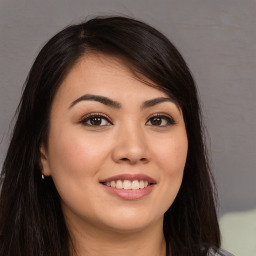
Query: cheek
155 134 188 175
45 129 109 213
153 133 188 208
47 127 109 178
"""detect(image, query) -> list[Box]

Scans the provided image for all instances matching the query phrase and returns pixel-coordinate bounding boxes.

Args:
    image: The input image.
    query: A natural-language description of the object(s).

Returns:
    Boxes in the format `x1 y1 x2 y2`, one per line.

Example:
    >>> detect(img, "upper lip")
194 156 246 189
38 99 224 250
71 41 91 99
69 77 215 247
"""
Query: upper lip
99 174 157 184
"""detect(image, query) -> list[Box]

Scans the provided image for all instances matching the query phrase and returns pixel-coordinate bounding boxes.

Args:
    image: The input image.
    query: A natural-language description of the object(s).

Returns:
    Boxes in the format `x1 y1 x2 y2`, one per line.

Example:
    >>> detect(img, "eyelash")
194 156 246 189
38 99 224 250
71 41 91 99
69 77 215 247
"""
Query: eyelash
146 114 176 126
79 113 113 127
79 113 176 127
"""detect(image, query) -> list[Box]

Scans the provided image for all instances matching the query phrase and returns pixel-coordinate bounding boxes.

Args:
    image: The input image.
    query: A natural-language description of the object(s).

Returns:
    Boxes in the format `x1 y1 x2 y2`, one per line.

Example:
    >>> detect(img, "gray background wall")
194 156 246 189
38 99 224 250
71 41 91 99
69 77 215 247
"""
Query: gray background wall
0 0 255 217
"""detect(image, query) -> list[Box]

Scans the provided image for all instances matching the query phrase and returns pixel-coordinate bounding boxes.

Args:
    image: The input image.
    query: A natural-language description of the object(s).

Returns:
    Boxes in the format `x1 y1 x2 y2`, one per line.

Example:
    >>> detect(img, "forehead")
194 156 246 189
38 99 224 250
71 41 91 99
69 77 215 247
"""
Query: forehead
56 53 171 102
65 53 155 87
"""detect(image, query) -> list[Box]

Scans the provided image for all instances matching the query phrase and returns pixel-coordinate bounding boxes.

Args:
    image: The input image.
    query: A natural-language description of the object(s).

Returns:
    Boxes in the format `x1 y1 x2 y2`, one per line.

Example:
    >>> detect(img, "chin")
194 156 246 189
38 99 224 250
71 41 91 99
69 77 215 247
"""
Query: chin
99 211 164 233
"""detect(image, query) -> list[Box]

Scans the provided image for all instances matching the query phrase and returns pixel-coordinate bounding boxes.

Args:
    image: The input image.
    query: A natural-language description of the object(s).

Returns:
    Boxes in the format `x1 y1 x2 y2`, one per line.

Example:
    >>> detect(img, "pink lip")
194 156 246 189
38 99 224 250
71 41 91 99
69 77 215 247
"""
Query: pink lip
99 173 156 184
101 184 155 200
99 173 156 200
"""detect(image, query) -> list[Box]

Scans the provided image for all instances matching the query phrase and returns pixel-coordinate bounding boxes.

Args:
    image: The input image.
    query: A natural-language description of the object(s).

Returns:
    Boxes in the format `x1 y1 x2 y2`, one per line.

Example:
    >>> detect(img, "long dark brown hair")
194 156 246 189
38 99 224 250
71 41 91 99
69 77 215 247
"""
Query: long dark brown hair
0 16 220 256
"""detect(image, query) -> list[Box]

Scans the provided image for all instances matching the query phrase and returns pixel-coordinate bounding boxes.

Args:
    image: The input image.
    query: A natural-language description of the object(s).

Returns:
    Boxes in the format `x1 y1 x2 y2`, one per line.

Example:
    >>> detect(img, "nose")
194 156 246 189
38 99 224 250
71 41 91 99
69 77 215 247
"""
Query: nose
111 125 150 165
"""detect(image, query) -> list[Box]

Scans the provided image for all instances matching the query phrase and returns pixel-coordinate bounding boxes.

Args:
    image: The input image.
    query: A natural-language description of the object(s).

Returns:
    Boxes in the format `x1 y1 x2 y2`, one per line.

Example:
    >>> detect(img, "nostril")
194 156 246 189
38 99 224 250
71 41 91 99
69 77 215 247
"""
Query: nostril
119 157 148 164
120 157 147 162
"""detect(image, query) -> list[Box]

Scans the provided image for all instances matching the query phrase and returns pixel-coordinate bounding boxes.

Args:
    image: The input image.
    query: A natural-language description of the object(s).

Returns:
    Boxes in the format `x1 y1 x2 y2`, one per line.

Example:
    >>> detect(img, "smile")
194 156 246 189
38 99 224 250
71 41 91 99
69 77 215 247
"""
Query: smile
103 180 150 190
99 174 156 200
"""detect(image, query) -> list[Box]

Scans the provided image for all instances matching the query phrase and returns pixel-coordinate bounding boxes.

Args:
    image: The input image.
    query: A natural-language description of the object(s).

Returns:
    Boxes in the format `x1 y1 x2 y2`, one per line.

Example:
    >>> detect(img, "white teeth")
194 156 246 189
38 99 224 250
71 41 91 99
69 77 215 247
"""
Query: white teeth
139 180 145 189
116 180 123 189
132 180 140 190
123 180 132 189
104 180 151 189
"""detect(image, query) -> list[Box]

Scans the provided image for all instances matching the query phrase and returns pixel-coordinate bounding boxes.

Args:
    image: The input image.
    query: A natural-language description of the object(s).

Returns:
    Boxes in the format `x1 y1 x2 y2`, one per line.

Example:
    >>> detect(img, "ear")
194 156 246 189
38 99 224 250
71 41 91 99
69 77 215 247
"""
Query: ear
40 145 51 177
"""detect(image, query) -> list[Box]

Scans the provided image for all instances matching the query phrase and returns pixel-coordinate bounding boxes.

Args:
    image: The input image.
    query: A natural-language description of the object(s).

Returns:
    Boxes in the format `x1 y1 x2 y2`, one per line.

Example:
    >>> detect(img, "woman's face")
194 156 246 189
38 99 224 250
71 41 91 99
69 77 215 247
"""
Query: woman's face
40 53 188 233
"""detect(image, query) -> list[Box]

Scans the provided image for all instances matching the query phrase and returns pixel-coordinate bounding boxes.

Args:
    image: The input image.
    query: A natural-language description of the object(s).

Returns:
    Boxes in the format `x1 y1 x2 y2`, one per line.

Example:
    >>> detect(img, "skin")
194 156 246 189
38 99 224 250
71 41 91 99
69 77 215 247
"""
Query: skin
40 53 188 256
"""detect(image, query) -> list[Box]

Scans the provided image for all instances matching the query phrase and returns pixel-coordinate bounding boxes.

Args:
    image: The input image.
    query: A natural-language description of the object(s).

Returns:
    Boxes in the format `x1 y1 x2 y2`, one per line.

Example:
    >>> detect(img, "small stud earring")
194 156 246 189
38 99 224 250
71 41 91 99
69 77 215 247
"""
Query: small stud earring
42 173 45 180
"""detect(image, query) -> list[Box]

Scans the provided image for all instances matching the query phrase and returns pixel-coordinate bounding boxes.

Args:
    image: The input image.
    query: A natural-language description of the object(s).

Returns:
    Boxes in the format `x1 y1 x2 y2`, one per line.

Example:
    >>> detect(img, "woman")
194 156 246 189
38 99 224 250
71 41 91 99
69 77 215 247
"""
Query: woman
0 16 233 256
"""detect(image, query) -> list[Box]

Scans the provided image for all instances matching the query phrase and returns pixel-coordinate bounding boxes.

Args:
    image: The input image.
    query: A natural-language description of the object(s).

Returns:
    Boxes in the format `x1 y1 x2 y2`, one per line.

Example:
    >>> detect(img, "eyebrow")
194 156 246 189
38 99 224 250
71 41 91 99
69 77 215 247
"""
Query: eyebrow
69 94 175 110
141 97 175 109
69 94 121 109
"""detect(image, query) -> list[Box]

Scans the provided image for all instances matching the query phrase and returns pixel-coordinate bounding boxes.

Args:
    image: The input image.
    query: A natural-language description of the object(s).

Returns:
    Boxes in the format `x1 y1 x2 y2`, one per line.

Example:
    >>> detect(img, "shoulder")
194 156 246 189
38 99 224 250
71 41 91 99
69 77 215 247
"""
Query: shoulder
208 248 235 256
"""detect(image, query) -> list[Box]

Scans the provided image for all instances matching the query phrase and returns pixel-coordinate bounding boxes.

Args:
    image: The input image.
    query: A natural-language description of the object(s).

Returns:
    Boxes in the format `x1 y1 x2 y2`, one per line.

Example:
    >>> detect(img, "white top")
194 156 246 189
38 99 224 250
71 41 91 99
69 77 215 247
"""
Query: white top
167 248 234 255
208 248 235 256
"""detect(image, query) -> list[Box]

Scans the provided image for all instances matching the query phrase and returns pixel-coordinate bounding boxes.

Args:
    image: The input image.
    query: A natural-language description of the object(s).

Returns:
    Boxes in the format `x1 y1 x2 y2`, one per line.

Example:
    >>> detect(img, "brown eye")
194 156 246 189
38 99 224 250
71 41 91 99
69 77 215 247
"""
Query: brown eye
90 117 104 126
151 117 162 126
146 115 176 127
80 114 112 127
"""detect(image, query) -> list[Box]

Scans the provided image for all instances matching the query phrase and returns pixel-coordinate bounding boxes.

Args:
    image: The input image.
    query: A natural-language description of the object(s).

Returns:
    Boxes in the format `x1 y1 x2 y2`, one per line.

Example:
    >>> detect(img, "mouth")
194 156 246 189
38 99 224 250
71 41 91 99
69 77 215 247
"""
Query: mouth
101 180 153 189
99 174 156 200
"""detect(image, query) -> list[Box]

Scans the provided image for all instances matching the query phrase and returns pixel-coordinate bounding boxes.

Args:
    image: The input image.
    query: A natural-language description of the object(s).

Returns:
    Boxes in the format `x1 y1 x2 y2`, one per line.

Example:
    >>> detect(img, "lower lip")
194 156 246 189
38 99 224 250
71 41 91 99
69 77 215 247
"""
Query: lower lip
101 184 155 200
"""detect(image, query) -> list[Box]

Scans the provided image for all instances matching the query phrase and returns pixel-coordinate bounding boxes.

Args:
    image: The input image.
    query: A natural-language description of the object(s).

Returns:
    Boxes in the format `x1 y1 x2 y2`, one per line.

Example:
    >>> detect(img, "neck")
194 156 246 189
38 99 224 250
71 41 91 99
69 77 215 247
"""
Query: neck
66 215 166 256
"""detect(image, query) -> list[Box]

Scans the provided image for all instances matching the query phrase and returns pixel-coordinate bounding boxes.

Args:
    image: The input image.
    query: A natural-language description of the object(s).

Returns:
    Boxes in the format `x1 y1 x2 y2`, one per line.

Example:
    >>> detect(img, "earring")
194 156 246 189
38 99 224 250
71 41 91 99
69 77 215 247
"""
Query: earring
41 173 45 180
